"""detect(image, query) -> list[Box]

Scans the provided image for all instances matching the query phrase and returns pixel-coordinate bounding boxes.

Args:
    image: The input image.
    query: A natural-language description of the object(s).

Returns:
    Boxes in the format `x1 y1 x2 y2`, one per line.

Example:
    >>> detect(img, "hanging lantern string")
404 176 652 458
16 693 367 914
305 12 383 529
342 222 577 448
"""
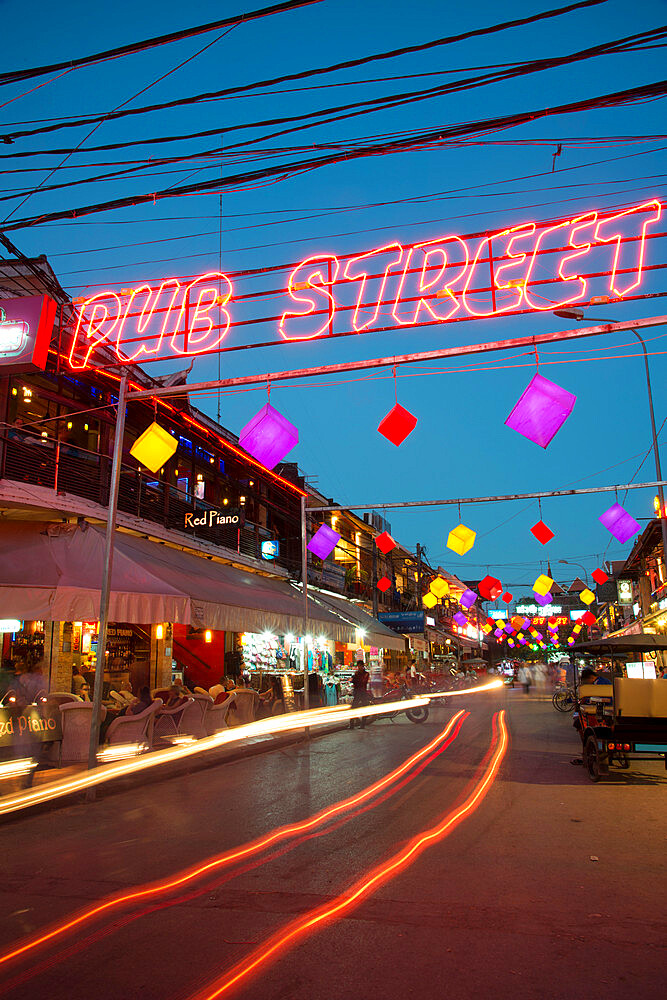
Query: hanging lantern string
533 340 540 370
267 378 271 404
393 364 398 404
538 496 543 519
458 501 461 521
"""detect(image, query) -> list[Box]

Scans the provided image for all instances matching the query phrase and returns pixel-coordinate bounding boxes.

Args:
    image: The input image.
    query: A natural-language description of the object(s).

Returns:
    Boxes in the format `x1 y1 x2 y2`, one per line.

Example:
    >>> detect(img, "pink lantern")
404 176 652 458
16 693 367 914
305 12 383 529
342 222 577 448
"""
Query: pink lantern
505 373 576 448
307 524 340 560
239 403 298 470
598 503 641 544
459 589 477 609
377 404 417 446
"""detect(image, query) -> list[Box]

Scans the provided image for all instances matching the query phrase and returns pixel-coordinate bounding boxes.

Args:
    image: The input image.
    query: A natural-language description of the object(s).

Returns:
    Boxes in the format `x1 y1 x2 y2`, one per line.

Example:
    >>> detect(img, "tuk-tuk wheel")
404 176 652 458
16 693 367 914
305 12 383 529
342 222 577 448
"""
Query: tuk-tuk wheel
584 734 604 782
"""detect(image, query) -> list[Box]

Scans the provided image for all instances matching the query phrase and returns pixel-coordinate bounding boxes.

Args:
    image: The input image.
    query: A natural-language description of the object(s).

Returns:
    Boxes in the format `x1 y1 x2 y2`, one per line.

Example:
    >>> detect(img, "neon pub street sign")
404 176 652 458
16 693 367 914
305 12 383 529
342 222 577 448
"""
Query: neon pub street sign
69 199 662 369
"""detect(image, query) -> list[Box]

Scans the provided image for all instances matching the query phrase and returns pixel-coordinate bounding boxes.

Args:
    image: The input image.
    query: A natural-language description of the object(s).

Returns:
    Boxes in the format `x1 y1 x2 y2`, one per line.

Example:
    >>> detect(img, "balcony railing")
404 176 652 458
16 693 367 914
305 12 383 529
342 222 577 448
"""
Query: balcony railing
0 430 278 566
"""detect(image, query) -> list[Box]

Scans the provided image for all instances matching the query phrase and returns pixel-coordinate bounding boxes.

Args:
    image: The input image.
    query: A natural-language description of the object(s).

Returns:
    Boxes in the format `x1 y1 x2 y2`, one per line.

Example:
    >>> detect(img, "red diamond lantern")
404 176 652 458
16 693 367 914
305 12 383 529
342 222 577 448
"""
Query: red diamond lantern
530 520 554 544
478 575 502 601
582 610 597 625
377 404 417 446
375 531 396 554
591 567 608 585
502 592 513 603
377 576 392 592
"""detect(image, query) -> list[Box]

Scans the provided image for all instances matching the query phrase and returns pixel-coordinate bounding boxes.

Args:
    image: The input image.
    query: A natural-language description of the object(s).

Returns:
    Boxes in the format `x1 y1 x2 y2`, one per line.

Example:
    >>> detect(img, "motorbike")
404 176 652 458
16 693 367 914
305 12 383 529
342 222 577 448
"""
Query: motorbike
361 683 429 725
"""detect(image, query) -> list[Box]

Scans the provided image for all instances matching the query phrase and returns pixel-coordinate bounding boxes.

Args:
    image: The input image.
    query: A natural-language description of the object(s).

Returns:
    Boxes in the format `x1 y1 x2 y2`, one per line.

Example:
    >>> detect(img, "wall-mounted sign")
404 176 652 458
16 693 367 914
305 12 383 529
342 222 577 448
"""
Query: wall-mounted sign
378 611 424 634
68 199 661 369
617 579 633 605
261 539 280 560
0 706 61 747
0 619 21 633
531 615 569 627
516 604 562 616
0 295 56 374
184 507 244 529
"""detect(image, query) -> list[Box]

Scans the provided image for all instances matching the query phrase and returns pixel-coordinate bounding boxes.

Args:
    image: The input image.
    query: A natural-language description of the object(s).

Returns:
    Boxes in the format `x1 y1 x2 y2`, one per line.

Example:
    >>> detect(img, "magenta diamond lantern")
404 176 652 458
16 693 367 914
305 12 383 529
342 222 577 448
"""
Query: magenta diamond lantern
598 503 641 544
239 403 298 470
453 611 468 627
534 591 553 607
504 624 514 634
505 373 576 448
518 637 527 645
459 589 477 609
494 627 503 638
307 524 340 560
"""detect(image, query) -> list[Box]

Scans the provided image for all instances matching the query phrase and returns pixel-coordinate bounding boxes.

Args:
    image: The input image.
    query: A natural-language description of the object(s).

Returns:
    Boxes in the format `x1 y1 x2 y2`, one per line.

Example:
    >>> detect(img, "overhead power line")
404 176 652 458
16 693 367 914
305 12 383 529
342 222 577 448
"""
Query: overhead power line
2 25 662 160
3 77 665 232
0 0 323 88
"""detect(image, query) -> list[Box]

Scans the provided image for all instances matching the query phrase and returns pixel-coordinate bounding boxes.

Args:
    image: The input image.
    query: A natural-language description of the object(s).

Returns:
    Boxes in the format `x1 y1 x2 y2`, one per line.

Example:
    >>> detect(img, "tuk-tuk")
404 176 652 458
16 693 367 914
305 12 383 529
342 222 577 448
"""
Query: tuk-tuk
572 634 667 782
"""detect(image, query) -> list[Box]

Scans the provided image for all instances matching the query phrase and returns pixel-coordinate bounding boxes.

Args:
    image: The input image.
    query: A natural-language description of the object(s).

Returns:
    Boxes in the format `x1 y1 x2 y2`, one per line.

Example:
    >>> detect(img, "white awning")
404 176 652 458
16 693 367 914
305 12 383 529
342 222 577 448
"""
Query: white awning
0 521 353 641
295 586 407 651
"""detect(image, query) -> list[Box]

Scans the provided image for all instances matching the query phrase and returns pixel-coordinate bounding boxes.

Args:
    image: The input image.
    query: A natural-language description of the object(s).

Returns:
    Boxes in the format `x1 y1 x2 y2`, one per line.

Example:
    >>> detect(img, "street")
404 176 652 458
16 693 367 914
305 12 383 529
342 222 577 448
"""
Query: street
0 690 664 1000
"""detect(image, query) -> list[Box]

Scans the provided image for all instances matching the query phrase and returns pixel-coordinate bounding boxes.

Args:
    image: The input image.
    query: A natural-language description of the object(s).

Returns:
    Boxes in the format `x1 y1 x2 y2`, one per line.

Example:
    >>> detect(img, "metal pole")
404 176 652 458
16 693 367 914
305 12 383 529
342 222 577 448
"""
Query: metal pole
306 480 667 513
633 330 667 569
87 375 127 777
300 494 310 720
125 315 667 403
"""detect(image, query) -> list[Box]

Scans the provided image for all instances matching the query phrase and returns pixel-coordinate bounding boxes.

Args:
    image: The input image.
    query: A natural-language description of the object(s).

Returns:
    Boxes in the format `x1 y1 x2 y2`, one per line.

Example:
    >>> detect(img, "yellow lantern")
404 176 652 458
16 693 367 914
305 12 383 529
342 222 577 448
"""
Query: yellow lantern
579 588 595 605
130 421 178 473
430 576 449 599
447 523 476 556
533 573 553 597
423 592 438 609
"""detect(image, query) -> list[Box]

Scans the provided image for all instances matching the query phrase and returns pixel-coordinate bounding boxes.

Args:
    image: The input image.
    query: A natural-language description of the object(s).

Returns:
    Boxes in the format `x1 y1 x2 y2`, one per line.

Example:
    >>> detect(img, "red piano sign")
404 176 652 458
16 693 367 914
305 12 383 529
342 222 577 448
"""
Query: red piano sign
69 199 662 369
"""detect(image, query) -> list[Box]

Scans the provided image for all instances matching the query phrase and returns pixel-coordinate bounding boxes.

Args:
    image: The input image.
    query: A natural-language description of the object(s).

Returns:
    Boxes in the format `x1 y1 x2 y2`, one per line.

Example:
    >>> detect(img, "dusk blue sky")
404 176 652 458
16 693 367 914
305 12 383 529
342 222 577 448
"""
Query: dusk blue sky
2 0 665 590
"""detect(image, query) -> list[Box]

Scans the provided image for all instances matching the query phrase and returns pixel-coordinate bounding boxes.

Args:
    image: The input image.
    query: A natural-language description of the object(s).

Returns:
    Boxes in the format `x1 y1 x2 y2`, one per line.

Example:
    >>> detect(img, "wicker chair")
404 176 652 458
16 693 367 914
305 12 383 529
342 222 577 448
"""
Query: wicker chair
104 699 163 749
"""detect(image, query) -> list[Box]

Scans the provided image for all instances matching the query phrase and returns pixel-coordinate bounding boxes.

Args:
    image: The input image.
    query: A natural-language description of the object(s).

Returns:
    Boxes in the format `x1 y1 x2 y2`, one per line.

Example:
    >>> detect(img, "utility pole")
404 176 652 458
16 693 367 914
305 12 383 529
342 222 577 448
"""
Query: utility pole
416 543 422 606
371 538 378 618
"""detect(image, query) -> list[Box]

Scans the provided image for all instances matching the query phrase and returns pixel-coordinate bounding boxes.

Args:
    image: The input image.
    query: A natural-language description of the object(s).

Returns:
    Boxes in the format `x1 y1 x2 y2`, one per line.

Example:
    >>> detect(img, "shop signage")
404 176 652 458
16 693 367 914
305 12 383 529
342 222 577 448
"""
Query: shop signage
0 706 61 746
184 507 243 529
617 579 633 605
516 603 562 616
410 637 428 652
68 199 661 369
0 619 21 632
531 615 568 627
378 611 424 634
261 539 280 560
0 295 57 374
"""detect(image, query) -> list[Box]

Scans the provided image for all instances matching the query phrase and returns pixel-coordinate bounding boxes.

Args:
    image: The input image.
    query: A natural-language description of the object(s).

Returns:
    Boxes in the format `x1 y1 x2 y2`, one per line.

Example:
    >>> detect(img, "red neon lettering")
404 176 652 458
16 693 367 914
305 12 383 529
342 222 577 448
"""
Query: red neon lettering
523 214 596 310
391 237 469 325
279 255 339 341
171 272 232 354
115 279 182 362
595 200 662 297
69 292 121 370
343 243 403 332
462 225 535 316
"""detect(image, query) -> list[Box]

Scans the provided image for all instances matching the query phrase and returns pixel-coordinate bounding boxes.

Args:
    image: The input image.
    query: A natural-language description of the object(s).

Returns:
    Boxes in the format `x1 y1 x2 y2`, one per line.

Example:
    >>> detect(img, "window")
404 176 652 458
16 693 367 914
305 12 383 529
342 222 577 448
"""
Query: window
178 436 192 453
195 446 213 464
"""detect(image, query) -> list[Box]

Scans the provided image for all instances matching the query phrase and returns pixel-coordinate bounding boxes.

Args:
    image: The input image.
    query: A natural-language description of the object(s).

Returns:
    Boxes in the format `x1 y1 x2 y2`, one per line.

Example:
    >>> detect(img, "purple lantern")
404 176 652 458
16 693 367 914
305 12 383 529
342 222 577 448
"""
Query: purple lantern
459 588 477 609
239 403 298 470
521 617 531 629
504 624 514 634
307 524 341 560
518 637 527 645
535 631 544 641
454 611 468 627
505 373 576 448
494 627 503 638
599 503 641 544
534 591 553 607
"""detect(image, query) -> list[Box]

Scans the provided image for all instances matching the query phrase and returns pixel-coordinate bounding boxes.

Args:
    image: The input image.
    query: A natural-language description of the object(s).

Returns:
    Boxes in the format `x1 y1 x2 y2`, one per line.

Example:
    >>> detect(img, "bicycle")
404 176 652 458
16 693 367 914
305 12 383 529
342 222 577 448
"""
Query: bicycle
552 686 575 713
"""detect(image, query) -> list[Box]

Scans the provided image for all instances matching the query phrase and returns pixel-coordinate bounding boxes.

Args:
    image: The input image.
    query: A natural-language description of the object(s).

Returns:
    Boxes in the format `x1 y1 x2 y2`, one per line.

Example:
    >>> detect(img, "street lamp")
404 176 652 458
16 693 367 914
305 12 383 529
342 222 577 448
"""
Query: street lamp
554 308 667 567
557 558 589 586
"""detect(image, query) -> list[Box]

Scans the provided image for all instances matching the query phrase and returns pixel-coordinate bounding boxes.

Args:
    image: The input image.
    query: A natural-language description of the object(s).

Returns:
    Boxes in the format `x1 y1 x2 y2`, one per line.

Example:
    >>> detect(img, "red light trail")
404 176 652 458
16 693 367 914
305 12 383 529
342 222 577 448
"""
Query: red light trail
189 710 509 1000
0 711 467 973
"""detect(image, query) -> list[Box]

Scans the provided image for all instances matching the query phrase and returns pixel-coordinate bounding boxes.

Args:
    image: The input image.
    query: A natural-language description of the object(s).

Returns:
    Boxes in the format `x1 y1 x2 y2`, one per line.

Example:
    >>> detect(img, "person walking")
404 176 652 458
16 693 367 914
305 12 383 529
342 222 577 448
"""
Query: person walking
350 659 370 729
518 663 531 694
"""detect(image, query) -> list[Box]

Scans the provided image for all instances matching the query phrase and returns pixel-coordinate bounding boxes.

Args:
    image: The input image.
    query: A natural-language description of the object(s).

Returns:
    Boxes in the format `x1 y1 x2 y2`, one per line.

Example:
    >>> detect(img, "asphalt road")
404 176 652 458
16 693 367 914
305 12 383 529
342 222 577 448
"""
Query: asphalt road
0 689 664 1000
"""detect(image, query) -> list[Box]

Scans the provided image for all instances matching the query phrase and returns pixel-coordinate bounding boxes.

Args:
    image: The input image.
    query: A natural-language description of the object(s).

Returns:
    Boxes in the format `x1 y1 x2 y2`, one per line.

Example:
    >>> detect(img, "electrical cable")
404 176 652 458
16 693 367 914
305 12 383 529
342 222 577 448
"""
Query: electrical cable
0 1 323 87
3 78 666 232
